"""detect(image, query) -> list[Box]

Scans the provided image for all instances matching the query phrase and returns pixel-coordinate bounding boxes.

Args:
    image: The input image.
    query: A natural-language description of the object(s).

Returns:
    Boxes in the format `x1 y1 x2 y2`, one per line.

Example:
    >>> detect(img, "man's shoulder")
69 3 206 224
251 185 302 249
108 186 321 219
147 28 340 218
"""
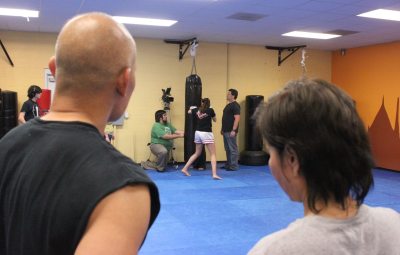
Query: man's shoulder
230 101 240 113
151 122 162 129
21 99 33 108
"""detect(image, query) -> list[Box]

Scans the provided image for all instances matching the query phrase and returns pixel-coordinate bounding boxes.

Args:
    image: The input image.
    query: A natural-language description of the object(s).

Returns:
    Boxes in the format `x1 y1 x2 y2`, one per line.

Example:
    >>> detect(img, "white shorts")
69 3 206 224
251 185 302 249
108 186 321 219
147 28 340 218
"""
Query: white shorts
194 131 215 144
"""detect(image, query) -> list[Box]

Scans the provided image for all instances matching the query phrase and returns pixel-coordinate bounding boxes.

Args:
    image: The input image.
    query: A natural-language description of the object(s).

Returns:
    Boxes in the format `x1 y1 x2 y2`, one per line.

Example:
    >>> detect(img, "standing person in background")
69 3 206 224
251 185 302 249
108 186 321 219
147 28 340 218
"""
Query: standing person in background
142 110 184 172
18 85 42 124
0 12 160 255
221 88 240 171
181 98 222 180
248 78 400 255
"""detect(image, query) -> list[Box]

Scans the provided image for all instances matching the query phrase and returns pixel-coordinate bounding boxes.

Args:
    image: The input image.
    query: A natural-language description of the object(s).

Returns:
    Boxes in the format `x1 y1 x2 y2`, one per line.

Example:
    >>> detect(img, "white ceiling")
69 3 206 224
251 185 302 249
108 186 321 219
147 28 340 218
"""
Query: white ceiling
1 0 400 50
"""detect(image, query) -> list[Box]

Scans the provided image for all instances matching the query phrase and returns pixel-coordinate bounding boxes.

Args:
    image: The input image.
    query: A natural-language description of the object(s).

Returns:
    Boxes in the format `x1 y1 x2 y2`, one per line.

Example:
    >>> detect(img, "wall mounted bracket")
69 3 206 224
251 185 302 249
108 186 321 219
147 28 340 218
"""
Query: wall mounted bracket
265 45 306 66
164 37 197 61
0 39 14 67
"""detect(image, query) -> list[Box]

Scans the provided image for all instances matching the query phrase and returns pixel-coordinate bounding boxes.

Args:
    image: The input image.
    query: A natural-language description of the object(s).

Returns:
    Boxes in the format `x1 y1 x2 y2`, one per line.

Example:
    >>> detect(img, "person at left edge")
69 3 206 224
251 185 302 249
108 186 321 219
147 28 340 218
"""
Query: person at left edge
18 85 42 124
0 12 160 255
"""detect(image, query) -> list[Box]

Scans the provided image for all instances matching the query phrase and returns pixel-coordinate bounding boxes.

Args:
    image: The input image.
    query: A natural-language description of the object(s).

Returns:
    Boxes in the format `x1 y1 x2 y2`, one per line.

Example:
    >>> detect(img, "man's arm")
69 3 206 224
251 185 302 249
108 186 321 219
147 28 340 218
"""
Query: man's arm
75 184 151 255
18 112 26 124
174 130 184 136
162 132 184 140
230 114 240 137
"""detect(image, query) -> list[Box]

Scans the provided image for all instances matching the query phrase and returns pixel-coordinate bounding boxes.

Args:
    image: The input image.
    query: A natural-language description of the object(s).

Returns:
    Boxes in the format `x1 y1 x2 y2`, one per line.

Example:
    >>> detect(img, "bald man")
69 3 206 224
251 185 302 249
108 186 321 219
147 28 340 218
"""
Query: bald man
0 13 160 255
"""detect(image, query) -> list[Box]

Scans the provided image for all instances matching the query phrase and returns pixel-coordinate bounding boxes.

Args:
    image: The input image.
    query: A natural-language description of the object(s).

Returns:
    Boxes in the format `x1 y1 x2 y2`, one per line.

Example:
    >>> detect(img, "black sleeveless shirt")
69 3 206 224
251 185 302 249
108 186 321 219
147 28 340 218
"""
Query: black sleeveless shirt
0 119 160 255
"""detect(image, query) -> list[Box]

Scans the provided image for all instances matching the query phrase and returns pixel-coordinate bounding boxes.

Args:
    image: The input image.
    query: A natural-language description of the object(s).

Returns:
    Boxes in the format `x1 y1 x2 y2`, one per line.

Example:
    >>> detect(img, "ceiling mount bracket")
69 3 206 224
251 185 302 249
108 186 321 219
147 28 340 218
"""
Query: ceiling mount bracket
0 39 14 67
164 37 197 61
265 45 306 66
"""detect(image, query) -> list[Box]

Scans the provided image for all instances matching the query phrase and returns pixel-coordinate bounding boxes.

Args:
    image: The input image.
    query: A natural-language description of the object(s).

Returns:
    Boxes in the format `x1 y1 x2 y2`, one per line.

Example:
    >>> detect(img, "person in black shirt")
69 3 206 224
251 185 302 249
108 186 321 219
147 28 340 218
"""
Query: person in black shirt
181 98 222 179
18 85 42 124
221 89 241 170
0 13 160 255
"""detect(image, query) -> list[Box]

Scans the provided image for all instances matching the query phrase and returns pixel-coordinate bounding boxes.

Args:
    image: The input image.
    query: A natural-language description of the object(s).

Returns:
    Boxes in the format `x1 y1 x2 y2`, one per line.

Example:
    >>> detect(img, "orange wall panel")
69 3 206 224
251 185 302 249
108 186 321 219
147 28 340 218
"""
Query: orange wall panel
332 41 400 171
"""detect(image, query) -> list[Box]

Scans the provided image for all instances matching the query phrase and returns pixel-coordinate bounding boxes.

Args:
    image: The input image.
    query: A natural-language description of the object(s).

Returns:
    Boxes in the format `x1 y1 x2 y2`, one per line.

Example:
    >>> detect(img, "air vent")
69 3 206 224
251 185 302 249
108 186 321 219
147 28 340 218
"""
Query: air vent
326 29 359 36
226 12 267 21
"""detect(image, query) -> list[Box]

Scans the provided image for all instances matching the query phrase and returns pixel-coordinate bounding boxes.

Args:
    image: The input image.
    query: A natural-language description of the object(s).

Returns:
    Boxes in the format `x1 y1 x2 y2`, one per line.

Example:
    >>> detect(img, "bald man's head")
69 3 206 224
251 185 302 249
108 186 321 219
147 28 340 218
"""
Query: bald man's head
54 13 136 94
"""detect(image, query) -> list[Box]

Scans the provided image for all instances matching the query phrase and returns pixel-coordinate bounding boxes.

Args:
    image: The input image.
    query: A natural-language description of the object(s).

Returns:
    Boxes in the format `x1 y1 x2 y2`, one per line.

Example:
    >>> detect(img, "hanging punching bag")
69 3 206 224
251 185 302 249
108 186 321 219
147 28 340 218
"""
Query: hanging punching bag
0 90 18 139
239 95 269 165
184 74 206 167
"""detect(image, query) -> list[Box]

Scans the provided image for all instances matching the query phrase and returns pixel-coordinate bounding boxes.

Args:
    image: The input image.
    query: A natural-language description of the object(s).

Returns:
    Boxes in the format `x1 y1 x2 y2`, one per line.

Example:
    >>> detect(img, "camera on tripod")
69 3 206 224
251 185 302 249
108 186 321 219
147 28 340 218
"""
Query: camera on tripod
162 87 174 110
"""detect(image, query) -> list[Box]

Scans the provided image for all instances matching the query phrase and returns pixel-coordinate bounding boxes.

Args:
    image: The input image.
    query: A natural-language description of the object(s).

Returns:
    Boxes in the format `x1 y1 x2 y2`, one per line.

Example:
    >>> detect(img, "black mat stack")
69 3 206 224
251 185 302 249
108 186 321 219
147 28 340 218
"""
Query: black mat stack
0 90 18 139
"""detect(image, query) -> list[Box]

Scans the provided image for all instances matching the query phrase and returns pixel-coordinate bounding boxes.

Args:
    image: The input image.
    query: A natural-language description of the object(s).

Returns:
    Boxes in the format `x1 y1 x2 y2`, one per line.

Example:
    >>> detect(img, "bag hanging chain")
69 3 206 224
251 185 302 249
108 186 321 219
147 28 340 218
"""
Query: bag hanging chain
190 41 198 75
301 48 307 76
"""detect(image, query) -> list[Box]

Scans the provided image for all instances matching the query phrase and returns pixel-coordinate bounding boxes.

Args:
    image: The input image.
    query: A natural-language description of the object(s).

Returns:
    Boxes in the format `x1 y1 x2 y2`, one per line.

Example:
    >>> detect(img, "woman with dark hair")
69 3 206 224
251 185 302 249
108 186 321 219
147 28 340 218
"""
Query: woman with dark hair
248 78 400 255
181 98 221 180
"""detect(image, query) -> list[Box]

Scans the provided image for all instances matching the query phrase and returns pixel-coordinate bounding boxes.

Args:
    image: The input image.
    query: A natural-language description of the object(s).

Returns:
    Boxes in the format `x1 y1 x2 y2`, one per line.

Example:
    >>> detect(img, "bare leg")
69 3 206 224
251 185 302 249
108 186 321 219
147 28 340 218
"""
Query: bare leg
205 143 222 180
181 143 203 176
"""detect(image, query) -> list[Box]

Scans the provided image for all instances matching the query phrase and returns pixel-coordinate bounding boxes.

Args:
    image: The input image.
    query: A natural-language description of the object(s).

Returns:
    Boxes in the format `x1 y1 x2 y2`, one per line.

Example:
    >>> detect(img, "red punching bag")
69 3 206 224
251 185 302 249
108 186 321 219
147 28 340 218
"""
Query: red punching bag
37 89 51 116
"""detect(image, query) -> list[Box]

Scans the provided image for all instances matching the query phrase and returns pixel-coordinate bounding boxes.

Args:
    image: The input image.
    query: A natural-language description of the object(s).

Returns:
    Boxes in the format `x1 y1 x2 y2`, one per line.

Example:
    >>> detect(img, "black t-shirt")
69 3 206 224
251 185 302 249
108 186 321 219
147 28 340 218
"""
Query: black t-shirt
0 119 160 255
192 107 215 132
221 101 240 132
20 99 39 121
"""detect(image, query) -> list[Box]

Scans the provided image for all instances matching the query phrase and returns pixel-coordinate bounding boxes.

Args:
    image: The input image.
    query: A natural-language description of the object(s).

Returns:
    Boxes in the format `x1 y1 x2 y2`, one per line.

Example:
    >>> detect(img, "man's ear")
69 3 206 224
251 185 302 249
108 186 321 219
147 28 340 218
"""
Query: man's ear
48 56 56 77
116 67 131 96
284 146 300 176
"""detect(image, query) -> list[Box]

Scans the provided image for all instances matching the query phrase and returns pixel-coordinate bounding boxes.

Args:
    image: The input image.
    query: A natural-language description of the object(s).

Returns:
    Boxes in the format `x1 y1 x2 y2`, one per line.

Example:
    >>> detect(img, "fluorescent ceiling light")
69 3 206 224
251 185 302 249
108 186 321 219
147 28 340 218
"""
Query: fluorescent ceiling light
113 16 177 27
0 7 39 17
357 9 400 21
282 31 341 39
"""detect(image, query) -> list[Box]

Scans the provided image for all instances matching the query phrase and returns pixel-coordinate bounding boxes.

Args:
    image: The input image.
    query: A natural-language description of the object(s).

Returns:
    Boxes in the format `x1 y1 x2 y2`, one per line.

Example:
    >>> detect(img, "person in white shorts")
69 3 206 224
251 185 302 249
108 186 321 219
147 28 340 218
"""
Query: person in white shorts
181 98 221 180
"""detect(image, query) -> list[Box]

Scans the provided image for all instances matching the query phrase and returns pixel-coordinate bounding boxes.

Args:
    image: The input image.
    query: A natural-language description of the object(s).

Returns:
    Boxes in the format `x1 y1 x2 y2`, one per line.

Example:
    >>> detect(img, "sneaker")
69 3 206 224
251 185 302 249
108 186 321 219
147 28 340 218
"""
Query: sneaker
156 166 165 172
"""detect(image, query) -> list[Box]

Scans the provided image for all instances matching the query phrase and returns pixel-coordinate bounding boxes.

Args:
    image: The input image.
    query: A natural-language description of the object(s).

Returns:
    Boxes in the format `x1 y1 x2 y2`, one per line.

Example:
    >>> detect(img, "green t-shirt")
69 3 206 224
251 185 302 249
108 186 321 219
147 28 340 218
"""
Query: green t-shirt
151 122 177 150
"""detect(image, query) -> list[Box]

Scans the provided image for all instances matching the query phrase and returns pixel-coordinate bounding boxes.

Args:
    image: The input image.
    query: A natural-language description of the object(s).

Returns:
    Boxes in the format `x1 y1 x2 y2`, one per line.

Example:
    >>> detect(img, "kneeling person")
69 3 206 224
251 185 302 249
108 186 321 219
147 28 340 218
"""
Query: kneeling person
147 110 183 172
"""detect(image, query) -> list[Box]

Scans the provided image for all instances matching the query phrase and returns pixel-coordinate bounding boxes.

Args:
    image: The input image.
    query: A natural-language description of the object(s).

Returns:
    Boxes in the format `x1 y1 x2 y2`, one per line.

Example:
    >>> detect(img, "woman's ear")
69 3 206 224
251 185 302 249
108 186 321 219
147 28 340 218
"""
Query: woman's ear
284 146 300 176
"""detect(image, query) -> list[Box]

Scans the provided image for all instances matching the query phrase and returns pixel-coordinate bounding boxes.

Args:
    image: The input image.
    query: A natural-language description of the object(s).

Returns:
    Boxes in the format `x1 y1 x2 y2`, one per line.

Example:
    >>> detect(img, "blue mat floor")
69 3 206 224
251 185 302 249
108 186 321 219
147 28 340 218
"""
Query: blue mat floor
140 164 400 255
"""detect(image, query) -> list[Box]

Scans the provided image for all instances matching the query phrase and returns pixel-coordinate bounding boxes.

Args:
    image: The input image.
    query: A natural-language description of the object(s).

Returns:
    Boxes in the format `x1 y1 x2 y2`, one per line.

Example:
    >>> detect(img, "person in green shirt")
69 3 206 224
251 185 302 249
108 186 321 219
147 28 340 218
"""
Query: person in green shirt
143 110 184 172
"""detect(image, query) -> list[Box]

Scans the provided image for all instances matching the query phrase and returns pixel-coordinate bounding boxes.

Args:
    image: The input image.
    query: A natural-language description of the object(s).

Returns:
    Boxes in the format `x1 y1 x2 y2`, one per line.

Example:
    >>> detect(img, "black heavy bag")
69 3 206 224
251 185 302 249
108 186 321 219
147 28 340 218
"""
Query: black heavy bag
239 95 269 165
184 74 206 166
0 90 18 139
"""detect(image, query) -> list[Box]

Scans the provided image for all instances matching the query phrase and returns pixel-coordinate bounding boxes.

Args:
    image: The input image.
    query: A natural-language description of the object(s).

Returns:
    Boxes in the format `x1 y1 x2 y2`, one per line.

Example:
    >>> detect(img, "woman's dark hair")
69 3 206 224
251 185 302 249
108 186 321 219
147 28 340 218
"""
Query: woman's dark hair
256 78 374 213
154 110 166 122
27 85 42 99
199 98 210 113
